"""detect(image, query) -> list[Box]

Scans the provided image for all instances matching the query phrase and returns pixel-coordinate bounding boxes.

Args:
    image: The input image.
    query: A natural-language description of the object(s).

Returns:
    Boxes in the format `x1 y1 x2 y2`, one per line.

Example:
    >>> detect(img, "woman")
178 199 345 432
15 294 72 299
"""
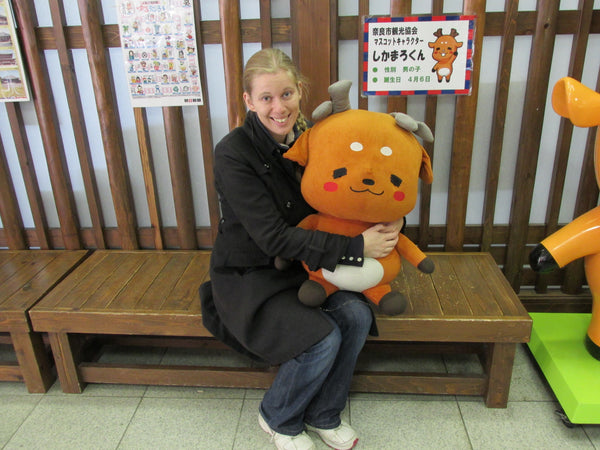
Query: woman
201 48 401 450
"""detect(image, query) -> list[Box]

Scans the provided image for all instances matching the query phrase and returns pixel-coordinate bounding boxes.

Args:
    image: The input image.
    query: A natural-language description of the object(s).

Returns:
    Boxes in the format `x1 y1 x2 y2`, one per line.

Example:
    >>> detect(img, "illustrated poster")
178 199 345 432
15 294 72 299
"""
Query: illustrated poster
0 0 30 102
363 15 475 96
117 0 203 107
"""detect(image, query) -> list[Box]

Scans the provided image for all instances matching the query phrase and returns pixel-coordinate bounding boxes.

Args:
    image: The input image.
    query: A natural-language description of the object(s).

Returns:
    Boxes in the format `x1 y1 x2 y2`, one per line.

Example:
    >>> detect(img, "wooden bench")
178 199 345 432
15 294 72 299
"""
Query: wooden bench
28 250 531 407
0 250 88 392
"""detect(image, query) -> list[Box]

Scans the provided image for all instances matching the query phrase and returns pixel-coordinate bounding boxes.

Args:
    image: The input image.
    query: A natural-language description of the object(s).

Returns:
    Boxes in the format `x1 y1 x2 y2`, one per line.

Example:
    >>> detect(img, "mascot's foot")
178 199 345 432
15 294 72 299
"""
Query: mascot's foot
585 335 600 361
378 292 408 316
418 257 435 274
298 280 327 307
529 244 559 273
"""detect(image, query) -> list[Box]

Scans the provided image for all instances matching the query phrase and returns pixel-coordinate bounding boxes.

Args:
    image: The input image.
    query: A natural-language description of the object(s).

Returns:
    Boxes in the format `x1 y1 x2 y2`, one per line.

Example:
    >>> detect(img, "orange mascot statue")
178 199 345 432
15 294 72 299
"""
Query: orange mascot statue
529 77 600 360
283 80 434 316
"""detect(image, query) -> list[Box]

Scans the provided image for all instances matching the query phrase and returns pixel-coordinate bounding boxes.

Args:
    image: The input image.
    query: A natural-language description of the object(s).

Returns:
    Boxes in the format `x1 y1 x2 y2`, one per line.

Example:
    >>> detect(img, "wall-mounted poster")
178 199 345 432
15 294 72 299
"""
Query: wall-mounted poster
363 15 475 96
0 0 30 102
117 0 203 108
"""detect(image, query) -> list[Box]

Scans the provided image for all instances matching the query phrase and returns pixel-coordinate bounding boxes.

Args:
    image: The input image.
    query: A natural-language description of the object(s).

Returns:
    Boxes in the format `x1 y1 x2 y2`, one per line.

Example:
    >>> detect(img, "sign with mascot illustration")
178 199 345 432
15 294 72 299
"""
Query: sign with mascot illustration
363 15 475 96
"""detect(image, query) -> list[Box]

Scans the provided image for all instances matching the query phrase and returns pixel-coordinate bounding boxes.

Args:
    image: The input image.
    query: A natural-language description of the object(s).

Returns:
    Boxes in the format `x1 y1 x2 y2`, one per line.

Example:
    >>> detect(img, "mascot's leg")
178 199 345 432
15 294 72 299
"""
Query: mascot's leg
584 253 600 360
363 284 407 316
298 274 338 308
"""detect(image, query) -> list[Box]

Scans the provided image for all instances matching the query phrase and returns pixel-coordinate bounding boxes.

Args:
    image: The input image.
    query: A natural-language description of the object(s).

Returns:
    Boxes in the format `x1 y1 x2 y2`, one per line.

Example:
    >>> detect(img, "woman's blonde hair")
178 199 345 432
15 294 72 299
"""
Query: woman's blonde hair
243 48 310 132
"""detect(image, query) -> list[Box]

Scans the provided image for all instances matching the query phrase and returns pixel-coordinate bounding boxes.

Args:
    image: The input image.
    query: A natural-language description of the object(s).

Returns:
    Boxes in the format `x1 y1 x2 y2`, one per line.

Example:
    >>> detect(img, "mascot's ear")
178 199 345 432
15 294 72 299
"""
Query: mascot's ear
420 147 434 184
285 129 311 167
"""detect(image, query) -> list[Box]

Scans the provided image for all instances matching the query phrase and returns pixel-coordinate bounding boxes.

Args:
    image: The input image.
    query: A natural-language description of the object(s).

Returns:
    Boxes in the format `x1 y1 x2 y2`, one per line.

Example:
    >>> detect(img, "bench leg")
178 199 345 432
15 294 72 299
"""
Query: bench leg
10 331 55 393
48 332 86 394
484 342 516 408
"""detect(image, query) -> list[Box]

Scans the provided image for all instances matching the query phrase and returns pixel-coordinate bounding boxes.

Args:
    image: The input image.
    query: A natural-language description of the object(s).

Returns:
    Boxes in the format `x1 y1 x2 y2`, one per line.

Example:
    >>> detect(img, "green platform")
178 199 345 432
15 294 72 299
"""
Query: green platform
528 313 600 424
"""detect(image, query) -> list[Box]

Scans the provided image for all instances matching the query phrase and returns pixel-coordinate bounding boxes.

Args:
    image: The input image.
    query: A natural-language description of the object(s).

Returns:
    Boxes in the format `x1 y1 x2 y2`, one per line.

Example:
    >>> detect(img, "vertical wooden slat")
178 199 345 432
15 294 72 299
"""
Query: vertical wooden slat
259 0 272 48
4 103 50 249
358 0 369 110
163 107 197 249
49 0 105 249
12 0 81 250
386 0 410 114
444 0 486 251
0 139 26 249
78 0 138 250
504 0 560 290
219 0 245 130
194 1 220 244
418 0 444 250
481 0 518 251
291 0 335 116
134 108 163 250
536 0 594 293
329 0 339 84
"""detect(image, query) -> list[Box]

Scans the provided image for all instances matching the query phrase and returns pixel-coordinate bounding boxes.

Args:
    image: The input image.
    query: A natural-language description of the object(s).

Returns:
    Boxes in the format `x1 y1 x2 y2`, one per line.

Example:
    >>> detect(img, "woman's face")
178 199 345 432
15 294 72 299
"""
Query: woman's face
243 70 301 143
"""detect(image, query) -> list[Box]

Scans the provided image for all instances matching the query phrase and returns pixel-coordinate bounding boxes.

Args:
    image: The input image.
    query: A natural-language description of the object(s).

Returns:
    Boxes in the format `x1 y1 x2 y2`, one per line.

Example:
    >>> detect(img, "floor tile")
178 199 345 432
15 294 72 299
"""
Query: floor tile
0 395 42 447
119 397 243 449
4 396 141 450
350 398 471 448
460 400 595 449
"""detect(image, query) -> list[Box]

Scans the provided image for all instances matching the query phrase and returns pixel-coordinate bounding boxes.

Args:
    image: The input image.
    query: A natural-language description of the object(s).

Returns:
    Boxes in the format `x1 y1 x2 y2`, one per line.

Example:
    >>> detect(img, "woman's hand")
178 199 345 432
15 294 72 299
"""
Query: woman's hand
362 222 401 258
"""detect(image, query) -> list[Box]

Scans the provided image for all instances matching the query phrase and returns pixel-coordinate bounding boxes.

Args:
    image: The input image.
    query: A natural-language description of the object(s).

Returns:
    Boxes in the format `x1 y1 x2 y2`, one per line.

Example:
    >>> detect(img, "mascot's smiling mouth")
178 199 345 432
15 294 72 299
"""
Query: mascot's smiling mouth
350 187 384 195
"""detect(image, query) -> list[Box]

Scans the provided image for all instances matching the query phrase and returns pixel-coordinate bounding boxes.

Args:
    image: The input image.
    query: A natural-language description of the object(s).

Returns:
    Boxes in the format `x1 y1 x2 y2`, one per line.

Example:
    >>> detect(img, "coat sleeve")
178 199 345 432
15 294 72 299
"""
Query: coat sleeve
215 145 350 272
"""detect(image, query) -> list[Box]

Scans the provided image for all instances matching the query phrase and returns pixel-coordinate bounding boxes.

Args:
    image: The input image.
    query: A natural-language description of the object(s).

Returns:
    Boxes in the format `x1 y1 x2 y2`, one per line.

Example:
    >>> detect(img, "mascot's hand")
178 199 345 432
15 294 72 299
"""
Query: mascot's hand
418 257 435 274
274 256 293 271
529 244 559 273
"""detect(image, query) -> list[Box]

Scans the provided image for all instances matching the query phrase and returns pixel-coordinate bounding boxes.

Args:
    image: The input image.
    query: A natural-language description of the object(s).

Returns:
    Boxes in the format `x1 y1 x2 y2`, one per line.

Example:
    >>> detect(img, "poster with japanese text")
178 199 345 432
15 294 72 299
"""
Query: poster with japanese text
0 0 30 102
117 0 203 107
363 16 475 96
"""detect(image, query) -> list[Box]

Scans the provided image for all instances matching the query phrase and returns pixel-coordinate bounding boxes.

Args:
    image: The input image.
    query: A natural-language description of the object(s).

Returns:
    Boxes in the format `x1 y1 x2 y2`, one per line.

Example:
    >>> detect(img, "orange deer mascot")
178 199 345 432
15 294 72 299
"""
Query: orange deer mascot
428 28 463 83
282 80 434 316
529 77 600 360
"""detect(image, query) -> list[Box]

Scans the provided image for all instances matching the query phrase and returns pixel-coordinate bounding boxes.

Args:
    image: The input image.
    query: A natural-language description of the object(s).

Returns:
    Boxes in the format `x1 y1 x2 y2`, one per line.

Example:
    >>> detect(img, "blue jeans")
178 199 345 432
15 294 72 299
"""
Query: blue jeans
259 291 373 436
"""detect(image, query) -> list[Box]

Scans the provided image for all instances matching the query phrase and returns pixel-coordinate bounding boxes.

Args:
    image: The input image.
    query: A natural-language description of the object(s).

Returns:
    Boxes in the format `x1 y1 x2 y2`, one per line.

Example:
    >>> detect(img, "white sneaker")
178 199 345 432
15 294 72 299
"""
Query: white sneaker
306 421 358 449
259 413 316 450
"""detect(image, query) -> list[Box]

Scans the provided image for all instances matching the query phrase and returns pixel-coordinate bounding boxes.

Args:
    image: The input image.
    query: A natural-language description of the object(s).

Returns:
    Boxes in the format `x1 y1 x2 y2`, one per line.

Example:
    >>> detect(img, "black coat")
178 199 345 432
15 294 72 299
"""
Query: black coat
202 112 352 365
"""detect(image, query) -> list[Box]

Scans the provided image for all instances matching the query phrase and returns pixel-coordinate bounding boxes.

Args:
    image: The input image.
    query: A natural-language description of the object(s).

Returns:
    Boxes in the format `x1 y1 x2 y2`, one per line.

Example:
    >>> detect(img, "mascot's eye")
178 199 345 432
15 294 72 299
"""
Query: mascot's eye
333 168 347 179
390 174 402 187
350 142 363 152
380 146 392 156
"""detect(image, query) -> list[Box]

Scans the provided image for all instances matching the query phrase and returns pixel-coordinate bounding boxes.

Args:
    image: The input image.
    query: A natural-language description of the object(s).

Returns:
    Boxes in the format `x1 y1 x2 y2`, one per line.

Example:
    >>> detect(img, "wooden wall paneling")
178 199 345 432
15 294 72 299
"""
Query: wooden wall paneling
4 103 50 249
13 0 81 250
386 0 410 114
193 1 220 245
163 107 197 249
444 0 486 251
291 0 336 116
418 0 444 250
259 0 273 48
78 0 138 250
49 0 105 249
481 0 518 252
504 0 560 290
535 0 594 293
134 108 163 250
219 0 245 130
0 136 26 249
358 0 369 110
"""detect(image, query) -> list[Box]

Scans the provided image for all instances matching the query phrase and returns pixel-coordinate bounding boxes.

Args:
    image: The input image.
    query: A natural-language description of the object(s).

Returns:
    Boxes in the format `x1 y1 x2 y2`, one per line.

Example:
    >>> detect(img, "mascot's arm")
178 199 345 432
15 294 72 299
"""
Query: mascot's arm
396 234 435 273
296 214 319 231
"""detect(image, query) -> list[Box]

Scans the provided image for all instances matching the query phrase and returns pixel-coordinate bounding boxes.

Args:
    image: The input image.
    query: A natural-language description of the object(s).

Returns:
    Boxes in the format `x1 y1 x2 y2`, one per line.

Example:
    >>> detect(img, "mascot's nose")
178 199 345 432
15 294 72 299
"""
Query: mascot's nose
362 178 375 186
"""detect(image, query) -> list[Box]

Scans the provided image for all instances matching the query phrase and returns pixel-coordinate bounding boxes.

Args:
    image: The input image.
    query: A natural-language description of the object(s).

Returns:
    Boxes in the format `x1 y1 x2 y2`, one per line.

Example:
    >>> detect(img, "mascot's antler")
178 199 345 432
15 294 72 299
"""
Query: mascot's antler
313 80 434 144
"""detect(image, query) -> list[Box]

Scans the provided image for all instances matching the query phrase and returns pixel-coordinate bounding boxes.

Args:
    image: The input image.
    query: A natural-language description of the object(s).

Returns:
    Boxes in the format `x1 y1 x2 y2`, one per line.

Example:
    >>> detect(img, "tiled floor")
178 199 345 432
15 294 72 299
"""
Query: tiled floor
1 342 599 449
